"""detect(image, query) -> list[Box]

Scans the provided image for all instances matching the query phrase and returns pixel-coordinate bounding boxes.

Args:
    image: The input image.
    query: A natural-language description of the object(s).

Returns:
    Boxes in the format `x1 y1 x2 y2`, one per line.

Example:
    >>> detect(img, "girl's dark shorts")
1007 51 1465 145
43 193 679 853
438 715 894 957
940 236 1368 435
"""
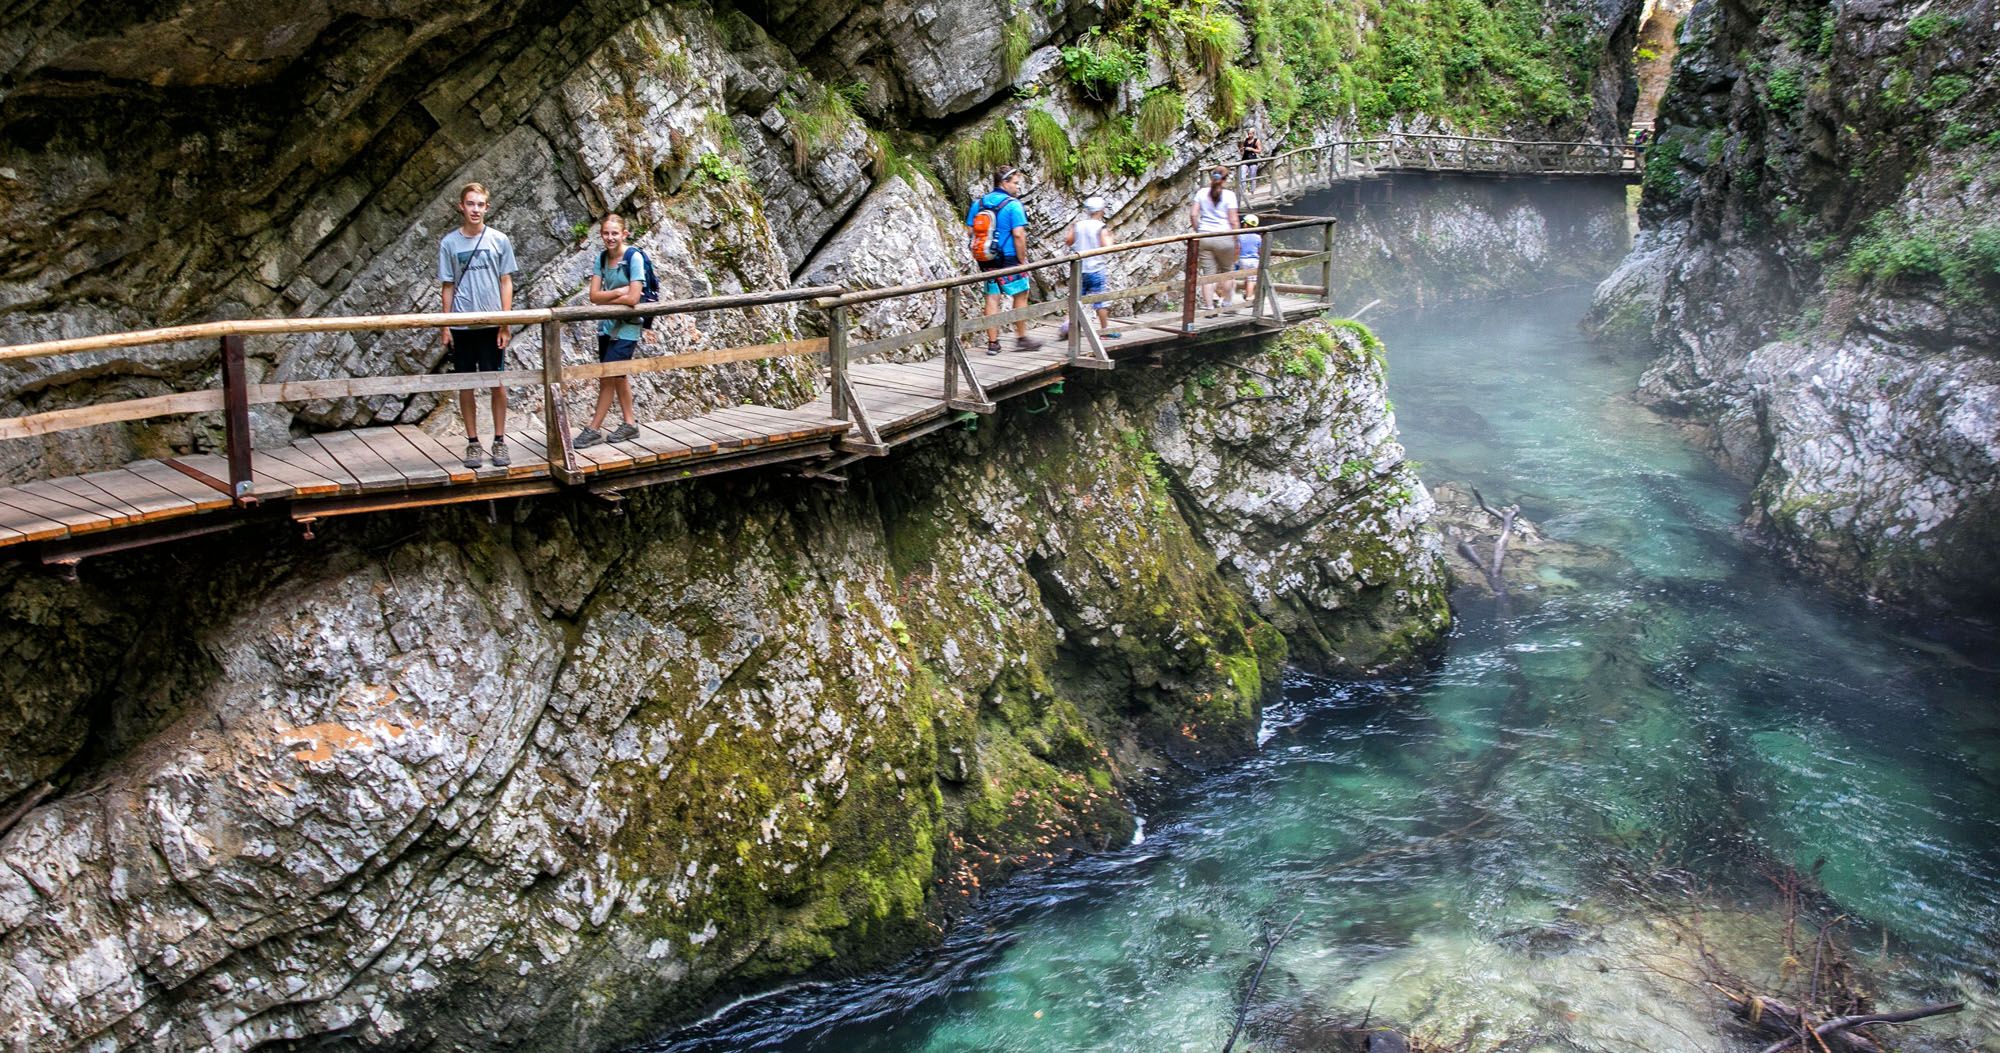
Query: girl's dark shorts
597 334 639 363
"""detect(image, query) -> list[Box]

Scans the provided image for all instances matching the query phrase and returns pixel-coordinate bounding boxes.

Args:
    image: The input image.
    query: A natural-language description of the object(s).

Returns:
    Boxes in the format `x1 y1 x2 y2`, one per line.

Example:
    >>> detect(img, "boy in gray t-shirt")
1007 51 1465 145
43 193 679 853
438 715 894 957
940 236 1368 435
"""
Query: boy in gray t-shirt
438 181 519 469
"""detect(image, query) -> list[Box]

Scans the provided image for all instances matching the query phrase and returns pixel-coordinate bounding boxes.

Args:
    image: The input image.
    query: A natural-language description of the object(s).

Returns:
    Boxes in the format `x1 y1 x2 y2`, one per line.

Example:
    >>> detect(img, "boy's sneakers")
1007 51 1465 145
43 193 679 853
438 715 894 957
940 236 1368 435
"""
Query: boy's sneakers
1015 335 1043 352
609 422 641 443
573 426 605 449
986 340 1003 356
1103 331 1123 339
463 440 485 469
489 437 511 467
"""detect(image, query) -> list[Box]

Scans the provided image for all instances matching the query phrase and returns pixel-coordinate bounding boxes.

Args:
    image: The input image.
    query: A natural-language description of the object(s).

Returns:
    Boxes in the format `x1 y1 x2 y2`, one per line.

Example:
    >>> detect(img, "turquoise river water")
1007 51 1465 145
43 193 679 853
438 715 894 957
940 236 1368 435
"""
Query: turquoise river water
645 281 2000 1051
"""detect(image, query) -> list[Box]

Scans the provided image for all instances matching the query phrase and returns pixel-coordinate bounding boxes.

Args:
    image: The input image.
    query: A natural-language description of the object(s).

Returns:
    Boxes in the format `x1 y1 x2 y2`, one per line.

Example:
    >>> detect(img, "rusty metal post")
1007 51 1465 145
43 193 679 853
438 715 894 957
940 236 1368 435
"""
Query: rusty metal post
1181 237 1200 334
828 303 850 420
942 284 960 403
219 334 255 505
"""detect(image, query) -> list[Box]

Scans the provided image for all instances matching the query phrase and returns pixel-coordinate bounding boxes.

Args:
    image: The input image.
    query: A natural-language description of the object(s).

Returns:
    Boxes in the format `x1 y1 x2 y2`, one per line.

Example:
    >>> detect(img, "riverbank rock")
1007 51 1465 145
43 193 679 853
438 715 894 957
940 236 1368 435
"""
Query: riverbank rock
1592 0 2000 614
0 326 1448 1052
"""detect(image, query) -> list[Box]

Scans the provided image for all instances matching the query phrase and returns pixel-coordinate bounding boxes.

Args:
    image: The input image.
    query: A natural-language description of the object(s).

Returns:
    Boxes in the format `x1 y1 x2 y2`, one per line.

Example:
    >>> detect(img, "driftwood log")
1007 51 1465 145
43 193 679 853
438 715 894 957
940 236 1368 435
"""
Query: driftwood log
1451 487 1519 594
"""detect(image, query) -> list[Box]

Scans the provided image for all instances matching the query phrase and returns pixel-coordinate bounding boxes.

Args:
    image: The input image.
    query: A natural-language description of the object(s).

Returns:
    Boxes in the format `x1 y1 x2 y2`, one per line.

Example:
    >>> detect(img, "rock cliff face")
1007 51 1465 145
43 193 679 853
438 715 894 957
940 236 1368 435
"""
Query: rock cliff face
0 0 1641 1047
1591 0 2000 612
0 321 1446 1052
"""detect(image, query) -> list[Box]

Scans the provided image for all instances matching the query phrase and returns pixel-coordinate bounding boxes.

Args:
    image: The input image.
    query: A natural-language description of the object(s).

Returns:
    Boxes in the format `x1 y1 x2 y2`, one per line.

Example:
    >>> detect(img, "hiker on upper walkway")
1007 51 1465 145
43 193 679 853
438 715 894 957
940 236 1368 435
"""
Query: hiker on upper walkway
438 181 518 470
574 213 647 449
1061 195 1121 341
1190 166 1240 314
967 166 1041 355
1240 128 1263 194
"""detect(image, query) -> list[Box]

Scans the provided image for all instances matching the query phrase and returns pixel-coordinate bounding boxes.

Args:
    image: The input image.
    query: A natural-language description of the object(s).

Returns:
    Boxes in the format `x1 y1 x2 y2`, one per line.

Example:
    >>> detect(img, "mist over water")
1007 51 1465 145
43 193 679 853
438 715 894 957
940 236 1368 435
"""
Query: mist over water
639 187 2000 1053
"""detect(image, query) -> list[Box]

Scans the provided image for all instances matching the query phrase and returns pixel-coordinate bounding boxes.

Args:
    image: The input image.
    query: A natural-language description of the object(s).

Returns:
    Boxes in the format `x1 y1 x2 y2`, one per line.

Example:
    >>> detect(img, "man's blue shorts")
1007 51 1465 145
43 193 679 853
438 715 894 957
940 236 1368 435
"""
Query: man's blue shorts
980 256 1029 297
1081 270 1108 294
597 334 638 362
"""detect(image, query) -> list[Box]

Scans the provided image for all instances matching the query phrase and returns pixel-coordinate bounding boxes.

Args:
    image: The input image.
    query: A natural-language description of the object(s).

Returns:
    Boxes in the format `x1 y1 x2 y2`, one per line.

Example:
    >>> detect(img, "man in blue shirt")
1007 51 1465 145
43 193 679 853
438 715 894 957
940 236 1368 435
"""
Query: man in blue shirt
966 167 1041 355
437 181 519 468
573 213 645 448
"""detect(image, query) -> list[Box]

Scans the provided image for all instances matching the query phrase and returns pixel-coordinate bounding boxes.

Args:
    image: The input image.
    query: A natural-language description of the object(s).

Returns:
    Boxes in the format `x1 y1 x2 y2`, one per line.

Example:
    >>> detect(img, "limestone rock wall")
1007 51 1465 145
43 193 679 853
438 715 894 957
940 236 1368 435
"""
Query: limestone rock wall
0 321 1445 1053
1590 0 2000 612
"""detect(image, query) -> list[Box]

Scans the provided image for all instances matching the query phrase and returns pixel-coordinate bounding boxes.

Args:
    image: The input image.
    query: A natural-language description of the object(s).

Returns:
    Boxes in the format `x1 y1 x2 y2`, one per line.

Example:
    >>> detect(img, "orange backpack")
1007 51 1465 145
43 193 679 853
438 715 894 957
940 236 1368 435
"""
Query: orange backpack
969 195 1012 262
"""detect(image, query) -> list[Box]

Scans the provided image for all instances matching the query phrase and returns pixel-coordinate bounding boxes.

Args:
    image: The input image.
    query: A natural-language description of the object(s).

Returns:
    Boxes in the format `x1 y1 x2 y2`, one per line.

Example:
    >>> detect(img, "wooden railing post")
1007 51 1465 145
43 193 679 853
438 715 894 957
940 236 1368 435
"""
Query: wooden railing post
541 320 575 482
1320 221 1336 309
1066 260 1083 364
1233 162 1248 206
219 334 254 505
828 303 850 421
942 285 960 404
1181 238 1200 334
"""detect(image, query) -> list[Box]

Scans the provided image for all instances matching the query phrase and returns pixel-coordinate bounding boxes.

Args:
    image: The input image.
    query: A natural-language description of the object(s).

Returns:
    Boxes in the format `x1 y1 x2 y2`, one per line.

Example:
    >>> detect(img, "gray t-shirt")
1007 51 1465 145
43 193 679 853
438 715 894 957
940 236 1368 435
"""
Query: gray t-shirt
437 226 518 322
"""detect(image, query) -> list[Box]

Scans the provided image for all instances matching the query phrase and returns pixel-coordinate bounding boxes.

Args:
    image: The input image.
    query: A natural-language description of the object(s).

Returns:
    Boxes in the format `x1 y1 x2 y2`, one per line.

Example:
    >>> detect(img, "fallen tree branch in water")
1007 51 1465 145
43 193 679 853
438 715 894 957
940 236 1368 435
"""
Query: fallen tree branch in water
1750 1000 1964 1053
1221 910 1303 1053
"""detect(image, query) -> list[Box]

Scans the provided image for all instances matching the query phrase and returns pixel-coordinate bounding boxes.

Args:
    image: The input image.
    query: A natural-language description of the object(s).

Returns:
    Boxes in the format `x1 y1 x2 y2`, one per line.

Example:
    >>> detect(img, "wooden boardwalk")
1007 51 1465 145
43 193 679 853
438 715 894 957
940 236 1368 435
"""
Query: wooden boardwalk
0 280 1328 560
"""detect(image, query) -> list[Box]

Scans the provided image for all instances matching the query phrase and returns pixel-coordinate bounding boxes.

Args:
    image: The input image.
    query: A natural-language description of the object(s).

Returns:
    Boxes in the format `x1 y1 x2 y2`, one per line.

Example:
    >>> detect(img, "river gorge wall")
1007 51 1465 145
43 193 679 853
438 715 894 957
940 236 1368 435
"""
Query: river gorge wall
0 0 1646 1047
0 321 1448 1051
1590 0 2000 614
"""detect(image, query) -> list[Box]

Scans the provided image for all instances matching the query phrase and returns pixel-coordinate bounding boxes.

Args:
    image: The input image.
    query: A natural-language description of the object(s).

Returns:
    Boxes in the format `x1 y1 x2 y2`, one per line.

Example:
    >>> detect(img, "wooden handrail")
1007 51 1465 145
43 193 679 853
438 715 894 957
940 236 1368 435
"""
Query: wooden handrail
818 217 1332 309
0 205 1340 451
0 285 845 363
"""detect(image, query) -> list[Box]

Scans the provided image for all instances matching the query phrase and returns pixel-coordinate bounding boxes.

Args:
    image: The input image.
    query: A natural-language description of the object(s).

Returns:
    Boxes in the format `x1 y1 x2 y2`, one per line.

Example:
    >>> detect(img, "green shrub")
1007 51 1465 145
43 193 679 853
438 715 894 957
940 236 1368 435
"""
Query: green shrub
1180 6 1245 76
1214 63 1259 125
1906 13 1946 41
869 130 943 192
1917 73 1970 110
1843 209 2000 302
1075 116 1171 180
954 120 1019 186
1765 66 1804 112
1136 88 1185 142
1003 10 1035 79
777 80 862 174
1643 135 1686 200
1024 107 1072 179
1940 122 1977 150
1059 31 1145 103
693 152 745 185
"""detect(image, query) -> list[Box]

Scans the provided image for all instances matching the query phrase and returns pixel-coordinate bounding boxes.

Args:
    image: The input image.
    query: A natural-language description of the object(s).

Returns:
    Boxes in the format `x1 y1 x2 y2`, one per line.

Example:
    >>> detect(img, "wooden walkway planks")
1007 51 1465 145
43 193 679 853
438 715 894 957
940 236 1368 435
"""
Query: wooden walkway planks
0 295 1327 555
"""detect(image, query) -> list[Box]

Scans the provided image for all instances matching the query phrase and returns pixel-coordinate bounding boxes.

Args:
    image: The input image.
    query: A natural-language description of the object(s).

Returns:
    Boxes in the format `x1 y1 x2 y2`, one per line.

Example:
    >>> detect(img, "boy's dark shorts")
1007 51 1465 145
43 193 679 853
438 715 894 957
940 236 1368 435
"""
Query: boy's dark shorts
597 334 639 363
447 327 504 373
1081 270 1108 295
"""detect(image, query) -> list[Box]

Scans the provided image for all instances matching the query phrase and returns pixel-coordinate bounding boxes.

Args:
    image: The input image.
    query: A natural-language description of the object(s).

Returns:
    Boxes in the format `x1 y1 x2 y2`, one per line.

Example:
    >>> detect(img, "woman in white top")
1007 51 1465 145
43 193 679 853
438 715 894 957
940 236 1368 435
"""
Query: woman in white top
1189 167 1240 312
